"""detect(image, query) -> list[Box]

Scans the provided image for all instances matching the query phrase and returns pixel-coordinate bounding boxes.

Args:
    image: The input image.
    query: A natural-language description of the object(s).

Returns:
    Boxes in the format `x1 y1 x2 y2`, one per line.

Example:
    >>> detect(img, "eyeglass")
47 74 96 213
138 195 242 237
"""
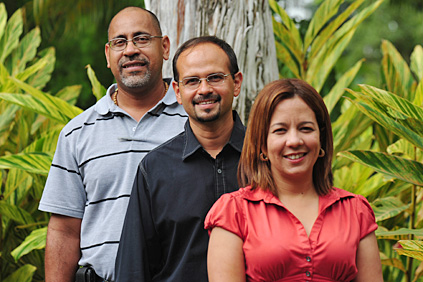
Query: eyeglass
107 34 163 51
179 73 232 90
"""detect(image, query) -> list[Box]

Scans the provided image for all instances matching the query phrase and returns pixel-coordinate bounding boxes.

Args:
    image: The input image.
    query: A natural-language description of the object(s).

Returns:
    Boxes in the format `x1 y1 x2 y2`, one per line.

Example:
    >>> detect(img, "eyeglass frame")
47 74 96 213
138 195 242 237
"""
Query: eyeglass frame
107 34 163 51
178 73 234 90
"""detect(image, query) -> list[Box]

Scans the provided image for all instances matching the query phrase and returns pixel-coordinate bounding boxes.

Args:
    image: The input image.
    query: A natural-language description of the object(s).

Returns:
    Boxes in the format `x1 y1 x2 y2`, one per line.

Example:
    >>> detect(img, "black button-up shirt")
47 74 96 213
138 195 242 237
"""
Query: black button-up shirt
115 111 245 282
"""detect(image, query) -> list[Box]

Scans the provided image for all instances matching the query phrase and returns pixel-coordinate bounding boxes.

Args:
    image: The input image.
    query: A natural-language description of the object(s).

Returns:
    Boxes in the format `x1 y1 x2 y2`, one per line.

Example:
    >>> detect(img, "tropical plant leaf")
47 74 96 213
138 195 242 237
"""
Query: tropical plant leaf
21 47 56 89
395 240 423 261
324 59 363 113
411 45 423 81
0 3 7 40
414 78 423 106
381 39 415 100
371 196 409 222
345 93 423 150
388 139 423 162
86 64 106 101
11 227 47 261
3 264 37 282
0 8 22 63
6 27 41 76
376 228 423 239
56 85 82 106
304 0 344 51
308 0 364 60
0 152 52 175
274 40 301 78
340 150 423 186
0 201 35 224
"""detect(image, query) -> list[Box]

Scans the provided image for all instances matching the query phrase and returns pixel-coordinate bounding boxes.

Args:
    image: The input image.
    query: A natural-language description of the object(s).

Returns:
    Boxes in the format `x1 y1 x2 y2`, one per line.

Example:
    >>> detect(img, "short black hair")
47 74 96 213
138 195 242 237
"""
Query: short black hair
172 36 239 82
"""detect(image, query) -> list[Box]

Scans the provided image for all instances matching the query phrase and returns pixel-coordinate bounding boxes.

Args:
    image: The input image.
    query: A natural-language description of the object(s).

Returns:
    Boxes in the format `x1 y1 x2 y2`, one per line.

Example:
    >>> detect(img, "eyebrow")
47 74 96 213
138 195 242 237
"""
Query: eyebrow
111 31 151 39
270 121 316 128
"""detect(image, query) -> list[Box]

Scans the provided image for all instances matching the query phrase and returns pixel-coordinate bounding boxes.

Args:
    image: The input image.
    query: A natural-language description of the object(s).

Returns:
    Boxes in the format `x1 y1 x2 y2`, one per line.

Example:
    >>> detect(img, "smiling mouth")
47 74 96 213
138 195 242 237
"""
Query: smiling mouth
197 100 216 105
123 62 147 68
285 153 306 160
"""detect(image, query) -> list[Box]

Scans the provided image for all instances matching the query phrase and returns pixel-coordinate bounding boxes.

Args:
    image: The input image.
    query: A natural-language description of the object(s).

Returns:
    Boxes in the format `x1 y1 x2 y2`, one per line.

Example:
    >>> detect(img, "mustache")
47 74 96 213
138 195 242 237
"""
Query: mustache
193 94 221 104
119 56 149 68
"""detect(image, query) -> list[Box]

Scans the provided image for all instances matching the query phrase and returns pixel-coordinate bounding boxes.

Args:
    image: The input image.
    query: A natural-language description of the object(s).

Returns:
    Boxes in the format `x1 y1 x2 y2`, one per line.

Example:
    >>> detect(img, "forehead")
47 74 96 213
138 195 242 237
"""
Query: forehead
109 9 157 39
271 96 317 123
177 43 231 77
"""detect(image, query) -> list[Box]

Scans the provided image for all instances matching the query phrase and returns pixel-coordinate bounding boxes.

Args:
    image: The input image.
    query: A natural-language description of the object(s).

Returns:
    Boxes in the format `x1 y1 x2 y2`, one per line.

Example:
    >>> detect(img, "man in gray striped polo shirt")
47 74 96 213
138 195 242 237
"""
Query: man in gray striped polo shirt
39 7 187 282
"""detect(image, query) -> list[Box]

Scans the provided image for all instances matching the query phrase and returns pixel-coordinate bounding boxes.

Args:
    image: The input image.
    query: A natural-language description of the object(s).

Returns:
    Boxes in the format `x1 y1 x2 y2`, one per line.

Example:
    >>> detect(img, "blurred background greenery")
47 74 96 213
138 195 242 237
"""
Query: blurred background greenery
2 0 422 110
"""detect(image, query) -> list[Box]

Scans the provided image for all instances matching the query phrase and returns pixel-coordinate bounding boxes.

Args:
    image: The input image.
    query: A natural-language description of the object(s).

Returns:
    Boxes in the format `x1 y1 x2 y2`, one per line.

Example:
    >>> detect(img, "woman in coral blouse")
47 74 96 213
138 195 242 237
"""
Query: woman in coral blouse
205 79 383 282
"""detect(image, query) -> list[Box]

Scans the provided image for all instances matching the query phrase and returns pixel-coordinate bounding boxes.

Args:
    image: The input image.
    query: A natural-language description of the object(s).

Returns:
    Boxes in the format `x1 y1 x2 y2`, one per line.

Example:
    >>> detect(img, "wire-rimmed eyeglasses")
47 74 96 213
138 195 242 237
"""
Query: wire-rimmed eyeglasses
179 73 232 90
107 34 163 51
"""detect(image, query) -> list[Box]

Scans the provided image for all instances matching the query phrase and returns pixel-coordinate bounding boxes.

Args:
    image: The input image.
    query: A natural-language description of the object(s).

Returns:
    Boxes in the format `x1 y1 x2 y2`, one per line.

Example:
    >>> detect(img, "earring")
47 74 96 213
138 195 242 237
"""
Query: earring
260 152 269 161
319 148 325 157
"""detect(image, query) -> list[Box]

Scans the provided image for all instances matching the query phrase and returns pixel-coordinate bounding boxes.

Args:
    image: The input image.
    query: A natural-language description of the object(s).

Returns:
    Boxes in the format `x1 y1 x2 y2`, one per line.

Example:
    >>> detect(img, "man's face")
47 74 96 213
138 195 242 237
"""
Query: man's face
105 8 170 90
172 43 242 125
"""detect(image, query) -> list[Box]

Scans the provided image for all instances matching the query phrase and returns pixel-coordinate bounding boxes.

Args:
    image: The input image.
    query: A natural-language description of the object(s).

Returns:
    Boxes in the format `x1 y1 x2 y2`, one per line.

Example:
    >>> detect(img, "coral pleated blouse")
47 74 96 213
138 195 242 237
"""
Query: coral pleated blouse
204 186 378 282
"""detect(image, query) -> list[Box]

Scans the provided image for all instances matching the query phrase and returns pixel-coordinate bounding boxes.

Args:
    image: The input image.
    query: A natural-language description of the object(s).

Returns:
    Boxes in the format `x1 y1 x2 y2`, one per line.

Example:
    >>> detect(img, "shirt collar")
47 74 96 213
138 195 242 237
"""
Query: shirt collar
241 186 355 212
182 111 245 160
94 78 178 116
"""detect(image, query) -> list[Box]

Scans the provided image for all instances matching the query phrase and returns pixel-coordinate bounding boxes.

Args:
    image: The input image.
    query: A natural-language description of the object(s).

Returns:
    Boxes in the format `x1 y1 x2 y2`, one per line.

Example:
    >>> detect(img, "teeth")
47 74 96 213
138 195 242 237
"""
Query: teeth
286 154 305 160
198 101 214 105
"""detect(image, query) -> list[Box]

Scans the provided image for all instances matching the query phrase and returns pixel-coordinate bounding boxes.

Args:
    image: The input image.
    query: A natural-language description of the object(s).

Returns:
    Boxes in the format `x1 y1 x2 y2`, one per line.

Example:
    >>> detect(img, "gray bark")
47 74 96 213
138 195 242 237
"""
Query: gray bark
146 0 278 122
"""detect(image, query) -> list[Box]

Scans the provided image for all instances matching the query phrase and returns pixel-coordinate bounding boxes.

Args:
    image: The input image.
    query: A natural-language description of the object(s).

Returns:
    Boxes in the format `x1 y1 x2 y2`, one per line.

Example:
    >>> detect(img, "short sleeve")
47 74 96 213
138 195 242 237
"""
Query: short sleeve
355 194 378 239
204 192 246 240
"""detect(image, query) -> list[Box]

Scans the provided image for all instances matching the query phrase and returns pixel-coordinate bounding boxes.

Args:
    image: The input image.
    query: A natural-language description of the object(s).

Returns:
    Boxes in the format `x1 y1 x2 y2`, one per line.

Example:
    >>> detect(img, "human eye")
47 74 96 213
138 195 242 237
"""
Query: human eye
134 35 150 45
111 38 126 48
300 125 315 132
272 127 287 134
183 77 200 87
207 73 225 84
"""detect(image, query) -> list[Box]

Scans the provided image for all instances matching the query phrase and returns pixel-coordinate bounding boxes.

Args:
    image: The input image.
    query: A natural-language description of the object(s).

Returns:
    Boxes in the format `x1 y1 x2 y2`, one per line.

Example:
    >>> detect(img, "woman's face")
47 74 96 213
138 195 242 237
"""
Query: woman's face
265 96 321 183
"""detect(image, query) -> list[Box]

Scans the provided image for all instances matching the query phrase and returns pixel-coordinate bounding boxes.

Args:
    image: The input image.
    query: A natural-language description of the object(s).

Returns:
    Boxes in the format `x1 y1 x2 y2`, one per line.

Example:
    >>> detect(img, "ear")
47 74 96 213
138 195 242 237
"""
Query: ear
105 43 111 69
162 35 170 61
172 80 183 105
233 72 243 97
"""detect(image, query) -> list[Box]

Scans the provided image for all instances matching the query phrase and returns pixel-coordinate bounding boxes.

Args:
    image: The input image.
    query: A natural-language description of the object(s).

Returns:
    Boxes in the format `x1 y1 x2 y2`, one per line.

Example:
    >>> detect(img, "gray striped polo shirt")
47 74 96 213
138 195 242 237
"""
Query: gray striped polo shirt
39 80 187 281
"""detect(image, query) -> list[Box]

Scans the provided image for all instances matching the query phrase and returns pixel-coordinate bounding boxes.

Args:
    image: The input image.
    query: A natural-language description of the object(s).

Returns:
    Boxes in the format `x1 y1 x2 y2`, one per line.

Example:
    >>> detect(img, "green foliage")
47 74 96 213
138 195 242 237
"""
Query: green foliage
342 41 423 281
0 3 88 281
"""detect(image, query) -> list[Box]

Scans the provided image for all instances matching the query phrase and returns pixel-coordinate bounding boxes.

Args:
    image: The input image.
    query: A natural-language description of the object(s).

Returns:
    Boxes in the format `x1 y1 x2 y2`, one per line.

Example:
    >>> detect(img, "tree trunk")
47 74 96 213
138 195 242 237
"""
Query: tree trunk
146 0 278 123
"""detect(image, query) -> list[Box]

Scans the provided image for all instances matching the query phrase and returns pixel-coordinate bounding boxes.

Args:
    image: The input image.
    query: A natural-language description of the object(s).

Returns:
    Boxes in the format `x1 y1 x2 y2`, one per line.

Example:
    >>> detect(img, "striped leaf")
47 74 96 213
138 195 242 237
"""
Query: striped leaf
56 85 82 106
345 92 423 150
0 201 35 224
324 59 363 113
308 0 364 60
395 240 423 262
3 265 36 282
0 8 22 63
7 27 41 76
371 196 409 222
376 228 423 239
414 77 423 107
381 40 415 100
380 257 406 273
11 227 47 261
307 0 383 92
304 0 345 51
0 152 52 175
339 150 423 186
275 40 301 78
411 45 423 80
22 47 55 89
86 64 106 101
0 3 7 40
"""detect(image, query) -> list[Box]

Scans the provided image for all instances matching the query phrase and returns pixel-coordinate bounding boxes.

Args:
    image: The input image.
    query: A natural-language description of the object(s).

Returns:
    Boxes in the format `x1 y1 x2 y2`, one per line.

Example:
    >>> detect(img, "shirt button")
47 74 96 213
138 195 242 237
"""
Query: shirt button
306 256 311 262
132 127 136 132
217 169 222 174
306 271 311 277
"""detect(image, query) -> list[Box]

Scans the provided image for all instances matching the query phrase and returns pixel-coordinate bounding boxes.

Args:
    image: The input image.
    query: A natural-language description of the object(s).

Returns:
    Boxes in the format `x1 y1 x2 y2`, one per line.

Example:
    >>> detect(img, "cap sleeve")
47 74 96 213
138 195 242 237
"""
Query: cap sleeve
355 194 378 239
204 192 246 240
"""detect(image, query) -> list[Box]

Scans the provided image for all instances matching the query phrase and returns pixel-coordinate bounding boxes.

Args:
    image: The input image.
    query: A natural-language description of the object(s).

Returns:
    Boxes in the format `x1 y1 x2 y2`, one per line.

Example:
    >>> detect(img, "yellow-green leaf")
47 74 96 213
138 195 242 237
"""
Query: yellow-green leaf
3 265 36 282
339 150 423 186
0 201 35 224
0 152 52 175
411 45 423 80
371 197 409 222
11 227 47 261
395 240 423 261
86 64 106 101
0 8 22 63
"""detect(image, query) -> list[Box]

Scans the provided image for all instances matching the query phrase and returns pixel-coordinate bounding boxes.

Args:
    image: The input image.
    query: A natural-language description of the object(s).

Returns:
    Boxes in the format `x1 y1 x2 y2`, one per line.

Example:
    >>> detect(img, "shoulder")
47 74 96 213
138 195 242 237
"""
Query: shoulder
141 131 186 165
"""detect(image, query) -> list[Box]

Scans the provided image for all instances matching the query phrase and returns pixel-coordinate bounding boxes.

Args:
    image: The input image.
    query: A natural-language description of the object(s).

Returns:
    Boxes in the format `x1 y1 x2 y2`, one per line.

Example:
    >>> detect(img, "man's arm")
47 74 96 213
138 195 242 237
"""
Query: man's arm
45 214 82 282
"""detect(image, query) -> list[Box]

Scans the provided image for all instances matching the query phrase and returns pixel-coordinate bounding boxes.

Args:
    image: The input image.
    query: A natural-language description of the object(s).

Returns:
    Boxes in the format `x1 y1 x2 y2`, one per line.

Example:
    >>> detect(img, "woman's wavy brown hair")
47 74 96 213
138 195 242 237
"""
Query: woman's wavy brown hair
238 78 333 196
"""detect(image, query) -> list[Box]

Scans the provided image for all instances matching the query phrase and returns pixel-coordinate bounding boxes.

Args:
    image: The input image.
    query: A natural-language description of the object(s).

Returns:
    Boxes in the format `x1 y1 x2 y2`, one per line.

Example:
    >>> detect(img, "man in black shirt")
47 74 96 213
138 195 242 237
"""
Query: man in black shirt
115 36 245 281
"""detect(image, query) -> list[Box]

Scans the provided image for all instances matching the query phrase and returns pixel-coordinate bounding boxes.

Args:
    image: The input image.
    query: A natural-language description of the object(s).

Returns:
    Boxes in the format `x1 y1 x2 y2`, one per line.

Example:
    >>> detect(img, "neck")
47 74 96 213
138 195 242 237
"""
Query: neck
114 80 168 122
190 113 235 158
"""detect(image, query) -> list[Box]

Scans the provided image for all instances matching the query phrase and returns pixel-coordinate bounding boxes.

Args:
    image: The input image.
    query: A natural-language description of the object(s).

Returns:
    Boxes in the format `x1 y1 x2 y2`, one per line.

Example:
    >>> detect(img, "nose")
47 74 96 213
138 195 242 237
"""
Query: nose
196 78 212 94
286 130 303 147
123 40 140 56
